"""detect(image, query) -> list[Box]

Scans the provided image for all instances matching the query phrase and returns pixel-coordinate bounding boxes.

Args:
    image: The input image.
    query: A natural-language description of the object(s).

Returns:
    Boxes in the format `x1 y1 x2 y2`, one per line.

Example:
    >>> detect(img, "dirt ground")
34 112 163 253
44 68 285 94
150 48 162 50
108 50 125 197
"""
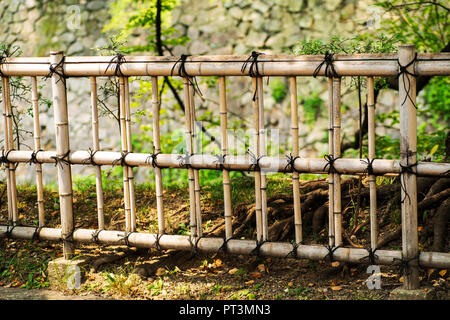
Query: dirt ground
0 177 449 300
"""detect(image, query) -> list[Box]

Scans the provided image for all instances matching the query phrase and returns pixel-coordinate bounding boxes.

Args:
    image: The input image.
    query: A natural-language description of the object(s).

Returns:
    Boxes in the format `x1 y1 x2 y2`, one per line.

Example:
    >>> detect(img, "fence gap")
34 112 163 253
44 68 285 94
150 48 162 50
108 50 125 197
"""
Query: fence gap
89 76 105 230
289 76 302 243
151 76 165 235
31 76 45 227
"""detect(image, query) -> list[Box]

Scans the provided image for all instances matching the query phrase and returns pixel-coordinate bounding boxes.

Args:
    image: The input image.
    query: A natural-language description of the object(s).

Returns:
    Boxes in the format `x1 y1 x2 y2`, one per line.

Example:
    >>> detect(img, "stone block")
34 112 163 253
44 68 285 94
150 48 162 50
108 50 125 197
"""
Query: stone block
389 287 437 300
47 257 89 289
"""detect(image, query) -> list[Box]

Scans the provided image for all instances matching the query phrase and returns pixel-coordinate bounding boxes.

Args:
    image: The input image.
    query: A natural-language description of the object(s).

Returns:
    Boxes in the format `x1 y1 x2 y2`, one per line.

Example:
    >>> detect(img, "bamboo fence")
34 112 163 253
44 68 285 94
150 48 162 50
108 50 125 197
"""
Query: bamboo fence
1 46 450 290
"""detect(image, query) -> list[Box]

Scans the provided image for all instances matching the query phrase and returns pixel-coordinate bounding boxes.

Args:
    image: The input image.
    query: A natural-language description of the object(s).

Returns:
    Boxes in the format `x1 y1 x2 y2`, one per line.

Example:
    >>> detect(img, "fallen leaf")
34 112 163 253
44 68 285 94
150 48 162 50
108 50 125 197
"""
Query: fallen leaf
155 267 166 276
50 211 57 216
287 282 293 287
213 259 223 268
228 268 239 275
417 226 423 232
18 215 24 219
399 276 404 283
331 286 342 291
249 271 262 279
331 261 340 267
245 280 255 285
307 283 314 287
439 270 447 277
257 264 266 273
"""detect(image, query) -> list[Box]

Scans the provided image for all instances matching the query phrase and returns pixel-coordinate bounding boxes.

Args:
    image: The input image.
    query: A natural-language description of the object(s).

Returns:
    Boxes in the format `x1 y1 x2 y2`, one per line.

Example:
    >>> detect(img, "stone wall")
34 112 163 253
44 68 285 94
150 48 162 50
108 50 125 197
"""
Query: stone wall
0 0 384 183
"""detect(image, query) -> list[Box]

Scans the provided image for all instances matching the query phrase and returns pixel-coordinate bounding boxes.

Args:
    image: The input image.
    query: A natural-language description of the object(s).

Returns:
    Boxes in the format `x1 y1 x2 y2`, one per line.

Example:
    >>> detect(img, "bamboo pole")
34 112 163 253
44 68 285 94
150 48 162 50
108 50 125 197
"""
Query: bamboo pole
124 77 136 231
2 225 449 269
31 76 45 227
188 77 203 237
5 150 450 176
151 76 165 234
1 76 15 224
118 76 132 232
257 77 268 241
3 53 450 77
183 78 198 237
219 76 232 240
367 77 378 250
50 51 74 259
332 77 343 247
252 77 263 242
89 76 105 230
289 76 302 243
399 45 419 290
327 78 335 247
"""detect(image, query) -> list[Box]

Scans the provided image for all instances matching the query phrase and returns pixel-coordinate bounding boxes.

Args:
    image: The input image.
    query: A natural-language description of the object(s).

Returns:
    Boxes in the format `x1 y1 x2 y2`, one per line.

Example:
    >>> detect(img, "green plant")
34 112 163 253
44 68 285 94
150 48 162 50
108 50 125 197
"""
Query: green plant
148 278 164 296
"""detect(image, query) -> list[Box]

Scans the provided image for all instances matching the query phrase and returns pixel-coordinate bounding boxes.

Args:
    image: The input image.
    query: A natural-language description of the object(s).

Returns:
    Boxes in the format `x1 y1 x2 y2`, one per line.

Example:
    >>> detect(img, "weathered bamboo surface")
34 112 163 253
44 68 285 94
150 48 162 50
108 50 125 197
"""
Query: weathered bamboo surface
1 53 450 76
5 150 450 175
1 225 449 269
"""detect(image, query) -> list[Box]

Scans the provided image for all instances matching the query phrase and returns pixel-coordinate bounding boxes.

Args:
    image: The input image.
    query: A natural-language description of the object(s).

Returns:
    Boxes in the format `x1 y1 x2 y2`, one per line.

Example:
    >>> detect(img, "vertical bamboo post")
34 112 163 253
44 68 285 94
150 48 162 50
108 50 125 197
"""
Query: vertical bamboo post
219 76 232 240
257 77 268 241
50 51 74 259
1 76 15 224
188 78 203 237
183 78 198 237
252 77 263 242
31 76 45 227
332 77 342 247
289 76 302 243
399 45 419 289
327 78 335 247
124 78 136 231
89 76 104 230
367 77 378 250
151 76 165 234
118 76 131 232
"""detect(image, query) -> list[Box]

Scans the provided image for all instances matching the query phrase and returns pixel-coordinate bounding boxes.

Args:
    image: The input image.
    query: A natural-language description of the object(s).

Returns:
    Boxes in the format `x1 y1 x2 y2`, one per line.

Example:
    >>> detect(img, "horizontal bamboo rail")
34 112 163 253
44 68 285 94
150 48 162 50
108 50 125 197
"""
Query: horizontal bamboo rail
1 53 450 77
1 47 450 290
1 225 449 269
4 150 450 175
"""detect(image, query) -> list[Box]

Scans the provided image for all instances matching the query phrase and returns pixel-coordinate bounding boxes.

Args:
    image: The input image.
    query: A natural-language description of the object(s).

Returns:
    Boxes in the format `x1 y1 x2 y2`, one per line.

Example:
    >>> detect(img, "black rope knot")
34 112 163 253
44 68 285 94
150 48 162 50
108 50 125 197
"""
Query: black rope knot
212 154 227 170
0 149 12 166
0 55 6 77
112 151 130 167
82 148 99 166
313 52 339 78
247 149 264 172
146 151 163 169
171 54 203 97
188 235 204 256
361 158 376 177
5 223 16 239
241 51 265 101
284 153 301 173
44 55 67 88
251 239 267 257
177 153 193 169
359 247 379 265
154 233 164 251
399 160 418 204
28 150 44 165
51 149 71 170
323 154 340 174
323 244 342 263
119 231 135 247
218 236 234 255
32 226 44 242
91 229 103 244
105 52 127 77
285 241 300 259
397 52 417 108
393 253 420 277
